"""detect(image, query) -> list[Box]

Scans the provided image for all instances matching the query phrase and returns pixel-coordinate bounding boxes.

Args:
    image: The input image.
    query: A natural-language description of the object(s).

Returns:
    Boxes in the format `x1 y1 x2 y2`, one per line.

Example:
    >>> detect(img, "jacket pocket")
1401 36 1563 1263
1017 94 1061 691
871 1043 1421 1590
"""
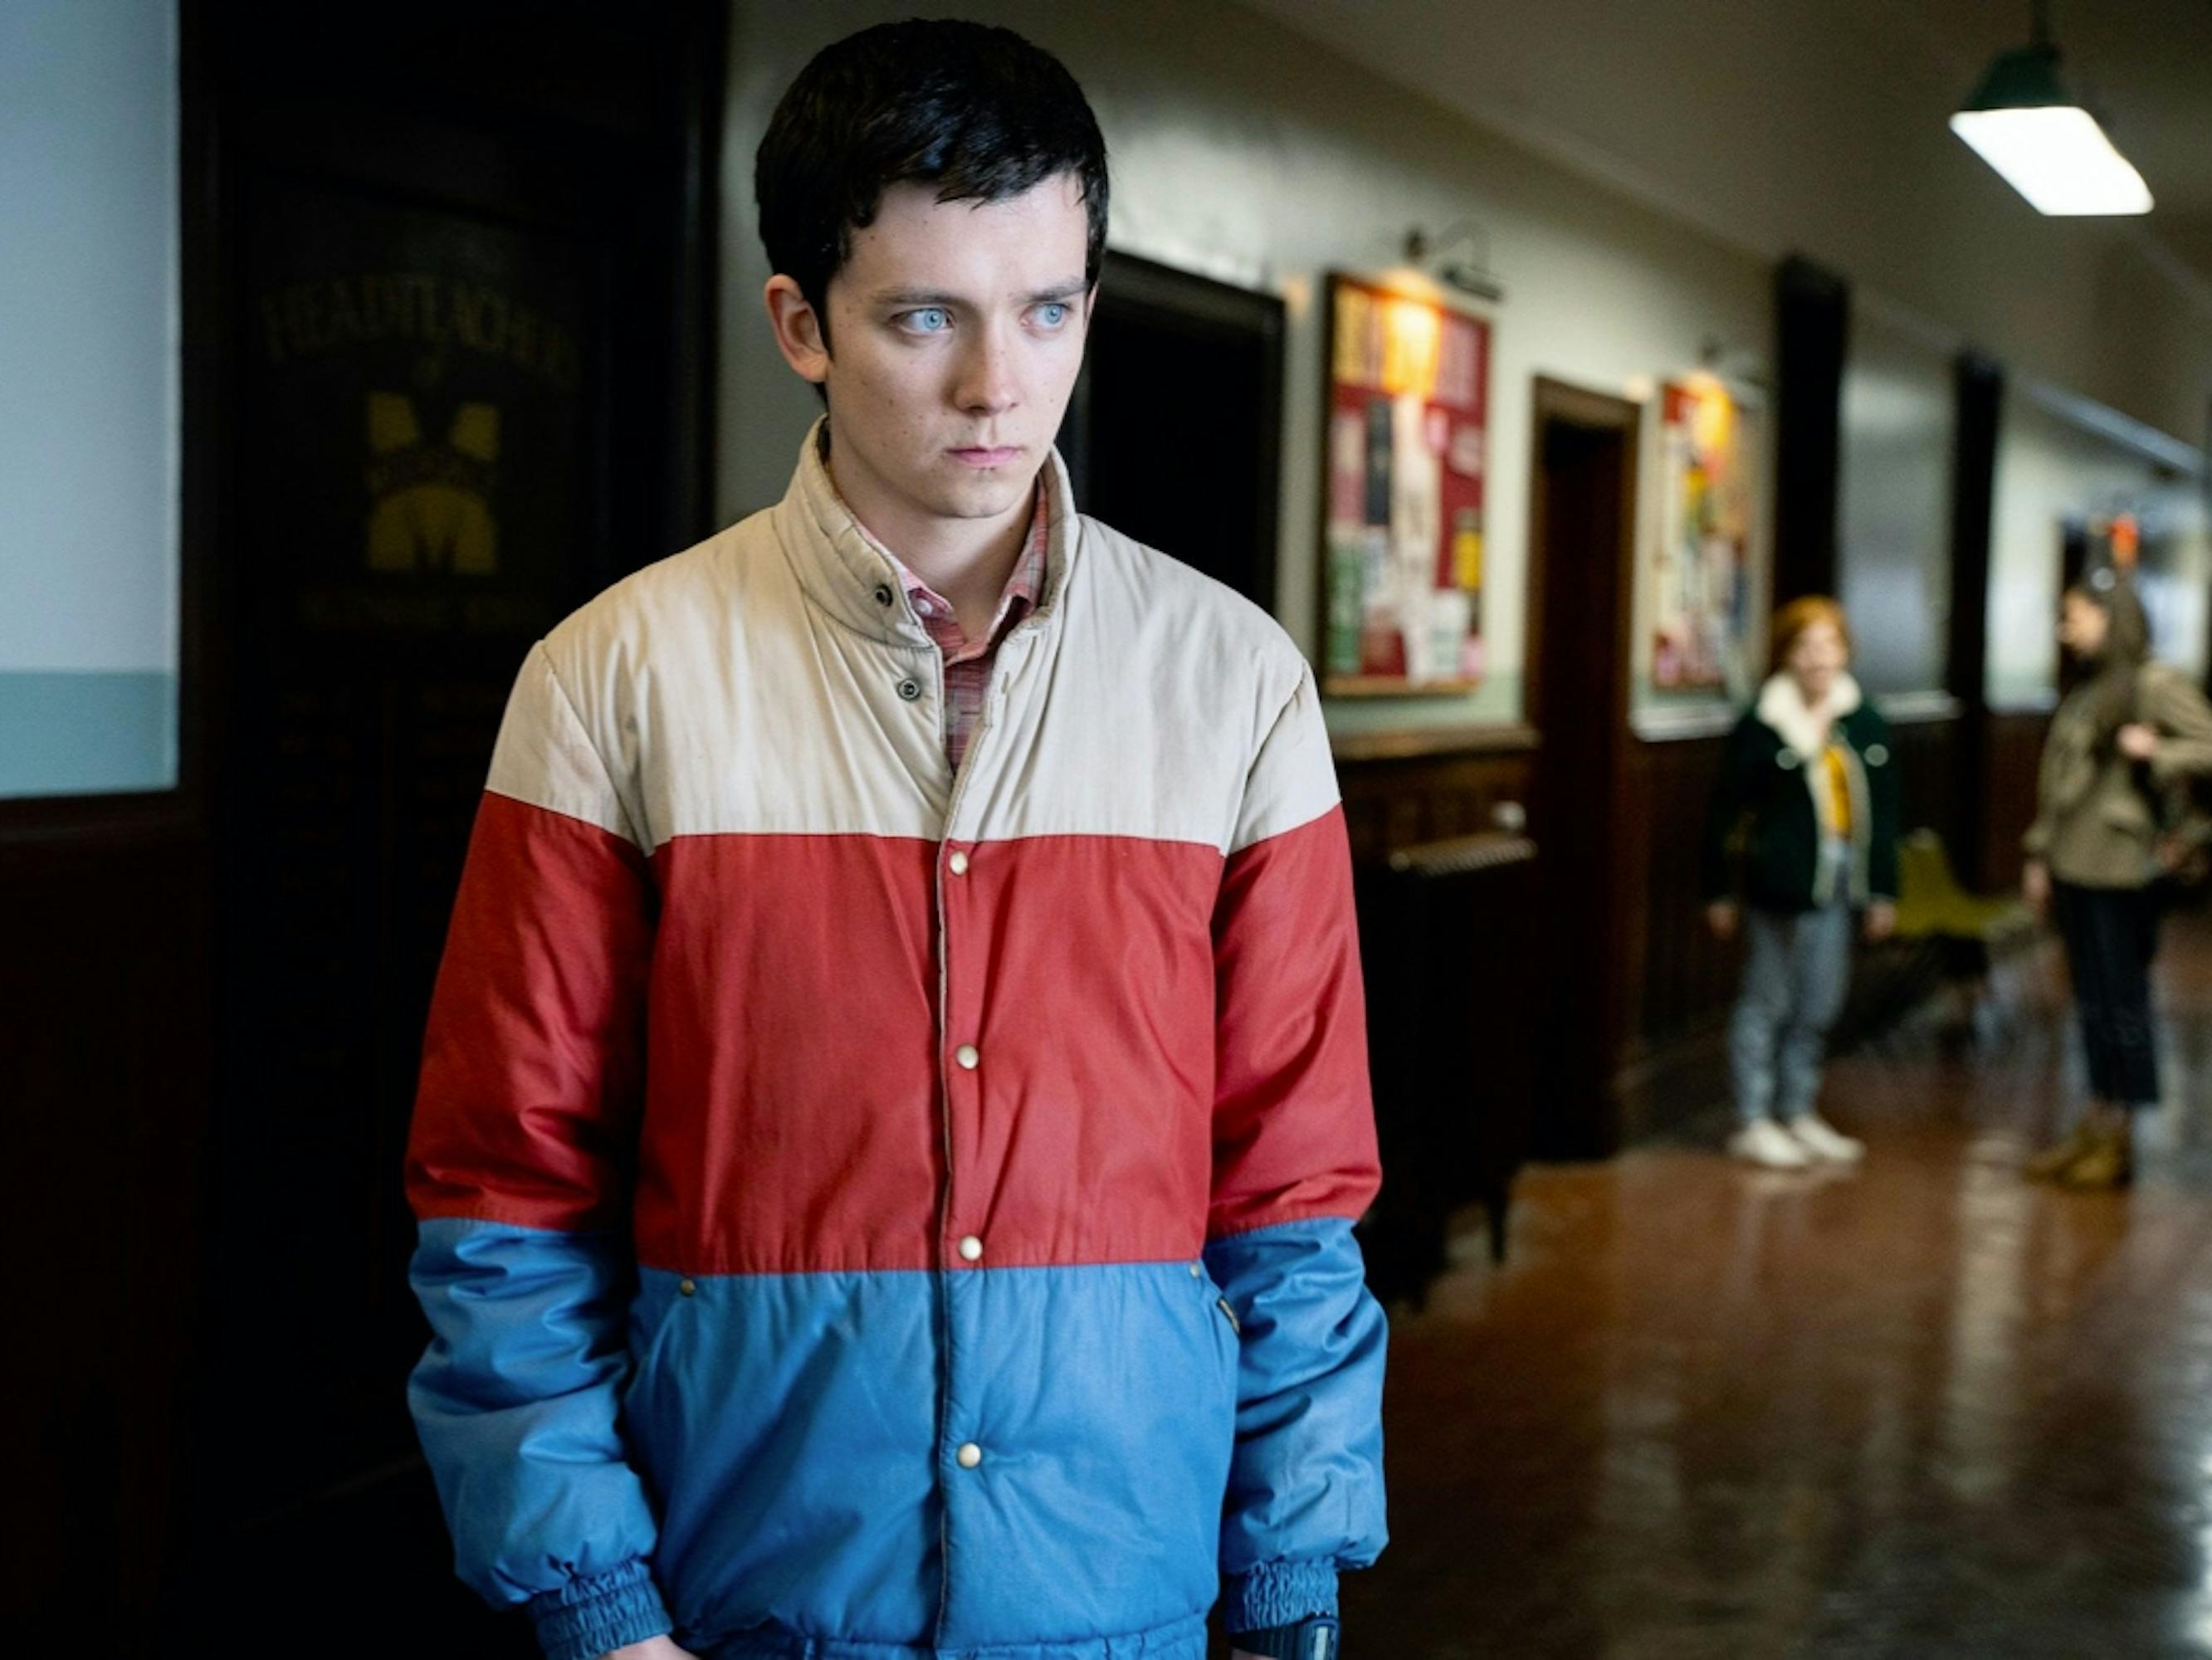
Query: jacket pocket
1197 1262 1243 1392
618 1272 692 1424
2099 787 2155 833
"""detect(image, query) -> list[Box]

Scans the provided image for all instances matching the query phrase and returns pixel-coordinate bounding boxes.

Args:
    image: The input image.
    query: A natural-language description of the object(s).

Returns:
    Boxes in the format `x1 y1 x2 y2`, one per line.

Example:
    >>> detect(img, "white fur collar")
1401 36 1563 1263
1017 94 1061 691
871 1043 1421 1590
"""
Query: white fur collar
1756 671 1862 759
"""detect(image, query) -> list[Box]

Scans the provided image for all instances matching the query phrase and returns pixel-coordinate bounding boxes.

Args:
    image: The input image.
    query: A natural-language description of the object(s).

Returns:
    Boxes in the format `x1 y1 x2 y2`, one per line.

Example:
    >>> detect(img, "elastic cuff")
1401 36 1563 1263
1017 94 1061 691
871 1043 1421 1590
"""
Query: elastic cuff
528 1559 673 1660
1223 1560 1339 1630
1231 1617 1343 1660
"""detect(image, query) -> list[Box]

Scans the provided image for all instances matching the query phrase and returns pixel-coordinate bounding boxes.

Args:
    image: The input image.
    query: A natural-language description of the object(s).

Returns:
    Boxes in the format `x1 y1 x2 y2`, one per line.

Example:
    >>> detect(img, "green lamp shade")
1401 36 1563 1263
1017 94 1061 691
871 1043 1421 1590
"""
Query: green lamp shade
1951 43 2152 216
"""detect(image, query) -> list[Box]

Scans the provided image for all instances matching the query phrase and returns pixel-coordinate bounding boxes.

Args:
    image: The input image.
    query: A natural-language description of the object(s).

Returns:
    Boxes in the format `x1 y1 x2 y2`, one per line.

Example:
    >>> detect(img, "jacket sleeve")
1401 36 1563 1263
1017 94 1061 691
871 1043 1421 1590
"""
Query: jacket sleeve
2023 726 2059 859
1864 710 1902 901
1205 663 1388 1634
403 642 673 1660
1699 713 1757 901
2142 665 2212 785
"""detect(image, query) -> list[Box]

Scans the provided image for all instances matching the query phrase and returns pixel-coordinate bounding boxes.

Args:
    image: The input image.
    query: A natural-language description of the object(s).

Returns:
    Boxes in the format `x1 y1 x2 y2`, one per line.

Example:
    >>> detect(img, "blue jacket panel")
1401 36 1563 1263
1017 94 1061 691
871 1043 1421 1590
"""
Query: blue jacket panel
410 1217 1385 1657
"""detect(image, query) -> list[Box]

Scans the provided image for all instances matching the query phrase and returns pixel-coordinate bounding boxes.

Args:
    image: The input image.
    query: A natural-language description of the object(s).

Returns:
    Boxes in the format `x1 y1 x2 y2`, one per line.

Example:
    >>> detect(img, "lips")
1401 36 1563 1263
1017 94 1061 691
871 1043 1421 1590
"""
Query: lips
949 446 1023 468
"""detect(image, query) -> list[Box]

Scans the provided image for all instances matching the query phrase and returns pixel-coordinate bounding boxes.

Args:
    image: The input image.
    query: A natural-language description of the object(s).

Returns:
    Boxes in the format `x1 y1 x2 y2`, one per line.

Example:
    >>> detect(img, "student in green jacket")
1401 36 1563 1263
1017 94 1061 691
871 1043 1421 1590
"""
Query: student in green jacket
1702 596 1901 1169
2021 570 2212 1189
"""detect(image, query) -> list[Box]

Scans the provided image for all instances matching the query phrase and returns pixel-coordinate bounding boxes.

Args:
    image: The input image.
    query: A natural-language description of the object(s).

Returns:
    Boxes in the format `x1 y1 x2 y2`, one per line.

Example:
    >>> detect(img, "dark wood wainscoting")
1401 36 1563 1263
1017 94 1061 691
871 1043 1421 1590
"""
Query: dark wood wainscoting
3 825 212 1635
1615 730 1733 1138
1337 702 2044 1155
1336 735 1538 867
1982 709 2053 892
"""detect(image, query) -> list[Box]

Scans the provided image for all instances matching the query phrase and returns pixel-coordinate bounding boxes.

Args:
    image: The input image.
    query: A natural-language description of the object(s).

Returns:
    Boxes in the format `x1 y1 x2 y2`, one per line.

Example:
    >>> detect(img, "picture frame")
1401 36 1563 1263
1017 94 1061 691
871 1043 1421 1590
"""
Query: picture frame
1317 271 1492 696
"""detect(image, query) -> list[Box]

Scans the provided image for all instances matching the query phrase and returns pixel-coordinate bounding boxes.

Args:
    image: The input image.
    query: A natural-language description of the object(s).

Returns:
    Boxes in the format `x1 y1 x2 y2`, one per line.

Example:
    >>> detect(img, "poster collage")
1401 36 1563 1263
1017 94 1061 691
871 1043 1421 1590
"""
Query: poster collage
1321 271 1755 700
1651 377 1754 693
1322 275 1491 690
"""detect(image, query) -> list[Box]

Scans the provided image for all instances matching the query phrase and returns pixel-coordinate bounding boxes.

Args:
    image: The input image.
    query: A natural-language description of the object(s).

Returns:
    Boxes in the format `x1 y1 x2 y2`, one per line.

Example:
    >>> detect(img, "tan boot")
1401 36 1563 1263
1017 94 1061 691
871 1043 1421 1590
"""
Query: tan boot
2057 1117 2135 1190
2024 1120 2097 1181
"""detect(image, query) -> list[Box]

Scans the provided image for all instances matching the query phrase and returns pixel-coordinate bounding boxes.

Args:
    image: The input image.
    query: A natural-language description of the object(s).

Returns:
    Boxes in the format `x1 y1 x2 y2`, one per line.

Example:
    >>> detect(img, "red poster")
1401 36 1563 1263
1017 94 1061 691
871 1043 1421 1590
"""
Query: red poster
1321 274 1491 691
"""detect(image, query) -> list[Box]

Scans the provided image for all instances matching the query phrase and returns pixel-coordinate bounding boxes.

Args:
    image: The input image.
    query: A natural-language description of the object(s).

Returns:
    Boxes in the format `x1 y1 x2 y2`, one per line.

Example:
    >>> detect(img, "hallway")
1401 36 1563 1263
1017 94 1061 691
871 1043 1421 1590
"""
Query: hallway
1348 920 2212 1658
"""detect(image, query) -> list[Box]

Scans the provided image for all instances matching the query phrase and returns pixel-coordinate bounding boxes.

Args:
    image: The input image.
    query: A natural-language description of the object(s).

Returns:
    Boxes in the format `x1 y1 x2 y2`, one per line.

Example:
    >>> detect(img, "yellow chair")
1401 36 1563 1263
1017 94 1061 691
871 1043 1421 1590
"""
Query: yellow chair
1891 828 2034 946
1887 828 2036 1045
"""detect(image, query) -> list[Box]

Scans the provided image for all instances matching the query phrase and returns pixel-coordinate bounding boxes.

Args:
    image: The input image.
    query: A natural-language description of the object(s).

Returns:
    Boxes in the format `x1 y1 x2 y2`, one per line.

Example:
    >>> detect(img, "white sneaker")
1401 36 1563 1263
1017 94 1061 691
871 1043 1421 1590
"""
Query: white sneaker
1785 1112 1866 1164
1730 1119 1812 1169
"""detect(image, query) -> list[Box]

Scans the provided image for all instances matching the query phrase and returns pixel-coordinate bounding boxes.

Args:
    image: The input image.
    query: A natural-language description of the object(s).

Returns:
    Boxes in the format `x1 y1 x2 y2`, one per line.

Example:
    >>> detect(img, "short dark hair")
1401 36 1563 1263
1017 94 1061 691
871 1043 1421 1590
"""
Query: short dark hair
755 19 1110 349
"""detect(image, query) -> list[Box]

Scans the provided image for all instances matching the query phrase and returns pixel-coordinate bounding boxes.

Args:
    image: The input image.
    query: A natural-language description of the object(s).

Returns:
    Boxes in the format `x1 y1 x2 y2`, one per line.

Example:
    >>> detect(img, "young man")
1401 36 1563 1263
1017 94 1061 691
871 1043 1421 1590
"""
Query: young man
404 22 1385 1660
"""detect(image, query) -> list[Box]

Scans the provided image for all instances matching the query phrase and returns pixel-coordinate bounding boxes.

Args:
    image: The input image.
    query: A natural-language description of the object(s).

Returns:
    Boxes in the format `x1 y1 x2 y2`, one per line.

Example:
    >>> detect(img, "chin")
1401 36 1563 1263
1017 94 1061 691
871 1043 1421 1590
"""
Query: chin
926 464 1037 520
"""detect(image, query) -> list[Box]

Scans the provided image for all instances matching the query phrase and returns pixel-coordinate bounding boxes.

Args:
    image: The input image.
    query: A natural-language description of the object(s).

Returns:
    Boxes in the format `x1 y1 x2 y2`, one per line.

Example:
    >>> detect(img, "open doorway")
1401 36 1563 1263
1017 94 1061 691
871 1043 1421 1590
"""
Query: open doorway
1058 251 1284 603
1526 378 1640 1157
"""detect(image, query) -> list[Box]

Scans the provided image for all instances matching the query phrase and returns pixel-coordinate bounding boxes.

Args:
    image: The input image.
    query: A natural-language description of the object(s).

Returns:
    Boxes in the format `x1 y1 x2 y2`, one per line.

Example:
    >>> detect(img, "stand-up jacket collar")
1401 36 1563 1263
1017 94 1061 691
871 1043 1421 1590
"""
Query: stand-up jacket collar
1756 670 1863 759
772 417 1080 646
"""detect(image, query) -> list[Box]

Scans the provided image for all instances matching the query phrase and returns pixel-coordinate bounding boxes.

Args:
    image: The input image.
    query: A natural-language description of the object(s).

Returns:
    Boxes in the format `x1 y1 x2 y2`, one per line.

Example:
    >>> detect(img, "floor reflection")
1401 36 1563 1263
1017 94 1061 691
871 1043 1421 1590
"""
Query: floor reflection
1346 914 2212 1658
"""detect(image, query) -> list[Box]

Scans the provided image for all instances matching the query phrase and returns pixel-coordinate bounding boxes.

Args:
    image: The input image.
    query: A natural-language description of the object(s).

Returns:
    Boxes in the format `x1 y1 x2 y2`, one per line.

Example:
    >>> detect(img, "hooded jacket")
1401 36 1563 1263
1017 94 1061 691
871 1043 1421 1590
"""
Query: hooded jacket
403 426 1389 1660
1701 671 1900 912
2025 660 2212 888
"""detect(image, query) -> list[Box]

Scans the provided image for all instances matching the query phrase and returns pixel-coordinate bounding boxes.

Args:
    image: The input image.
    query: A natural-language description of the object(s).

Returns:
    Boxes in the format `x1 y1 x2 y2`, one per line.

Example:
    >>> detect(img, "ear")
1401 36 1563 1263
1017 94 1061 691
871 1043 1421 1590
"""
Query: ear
764 275 830 386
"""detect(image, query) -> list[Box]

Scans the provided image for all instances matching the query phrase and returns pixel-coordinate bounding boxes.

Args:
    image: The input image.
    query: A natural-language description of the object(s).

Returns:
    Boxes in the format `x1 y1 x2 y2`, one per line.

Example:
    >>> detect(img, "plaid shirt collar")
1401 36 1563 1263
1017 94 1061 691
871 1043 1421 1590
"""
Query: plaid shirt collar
850 483 1050 666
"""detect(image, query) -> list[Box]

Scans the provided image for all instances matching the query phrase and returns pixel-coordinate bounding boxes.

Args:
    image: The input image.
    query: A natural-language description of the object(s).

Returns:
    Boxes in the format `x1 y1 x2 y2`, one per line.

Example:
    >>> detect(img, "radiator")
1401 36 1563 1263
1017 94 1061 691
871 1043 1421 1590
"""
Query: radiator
1354 830 1540 1307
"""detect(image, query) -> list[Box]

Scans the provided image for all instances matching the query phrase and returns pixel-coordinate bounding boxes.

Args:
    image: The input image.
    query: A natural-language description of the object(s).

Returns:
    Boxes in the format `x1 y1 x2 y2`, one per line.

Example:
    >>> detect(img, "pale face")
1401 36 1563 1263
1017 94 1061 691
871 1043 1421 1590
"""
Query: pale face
1786 618 1848 705
764 174 1093 550
2058 590 2110 658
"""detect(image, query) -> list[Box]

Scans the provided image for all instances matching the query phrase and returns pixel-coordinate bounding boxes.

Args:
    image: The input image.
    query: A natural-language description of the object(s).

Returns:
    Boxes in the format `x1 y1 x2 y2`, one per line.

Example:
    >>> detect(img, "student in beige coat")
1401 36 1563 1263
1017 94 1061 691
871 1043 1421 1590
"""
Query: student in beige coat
2022 571 2212 1188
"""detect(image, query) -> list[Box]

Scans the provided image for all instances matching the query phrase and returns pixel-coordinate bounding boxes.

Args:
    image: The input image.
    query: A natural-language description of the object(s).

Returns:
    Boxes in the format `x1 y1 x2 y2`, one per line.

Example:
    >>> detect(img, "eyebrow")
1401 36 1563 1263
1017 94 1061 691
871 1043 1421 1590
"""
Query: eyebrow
870 280 1090 309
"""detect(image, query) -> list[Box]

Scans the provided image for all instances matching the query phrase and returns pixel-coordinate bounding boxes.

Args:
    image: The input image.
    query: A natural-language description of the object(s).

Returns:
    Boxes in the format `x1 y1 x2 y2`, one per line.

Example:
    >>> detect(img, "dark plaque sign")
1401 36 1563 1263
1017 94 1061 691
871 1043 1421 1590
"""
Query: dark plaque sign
246 180 593 641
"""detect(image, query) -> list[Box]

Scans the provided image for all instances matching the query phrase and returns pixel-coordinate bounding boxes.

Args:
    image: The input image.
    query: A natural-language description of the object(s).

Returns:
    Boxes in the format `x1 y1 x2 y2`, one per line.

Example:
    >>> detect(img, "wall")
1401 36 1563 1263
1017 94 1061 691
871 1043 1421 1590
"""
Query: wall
1240 0 2212 456
1838 303 1955 699
719 0 1774 738
1988 389 2211 709
0 0 179 795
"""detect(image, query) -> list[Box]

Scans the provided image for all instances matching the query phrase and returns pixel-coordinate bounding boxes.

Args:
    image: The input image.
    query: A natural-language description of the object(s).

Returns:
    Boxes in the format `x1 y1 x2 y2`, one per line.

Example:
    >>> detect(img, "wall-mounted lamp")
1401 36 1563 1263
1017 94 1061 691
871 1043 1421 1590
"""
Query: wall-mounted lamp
1950 0 2151 216
1403 222 1505 302
1697 334 1770 391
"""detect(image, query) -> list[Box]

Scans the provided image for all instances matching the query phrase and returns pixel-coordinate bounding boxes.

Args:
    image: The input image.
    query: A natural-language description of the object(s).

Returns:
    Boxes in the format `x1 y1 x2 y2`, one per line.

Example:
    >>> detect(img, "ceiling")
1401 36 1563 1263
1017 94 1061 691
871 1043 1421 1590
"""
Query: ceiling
1914 0 2212 277
1236 0 2212 297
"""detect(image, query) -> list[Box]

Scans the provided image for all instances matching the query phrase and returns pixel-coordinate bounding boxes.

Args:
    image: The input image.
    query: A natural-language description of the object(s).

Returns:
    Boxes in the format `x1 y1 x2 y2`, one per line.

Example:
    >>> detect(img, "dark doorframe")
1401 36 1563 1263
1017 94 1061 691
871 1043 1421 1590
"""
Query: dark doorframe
168 4 722 1650
1774 255 1851 604
1057 251 1285 605
1947 352 2004 886
1526 377 1641 1158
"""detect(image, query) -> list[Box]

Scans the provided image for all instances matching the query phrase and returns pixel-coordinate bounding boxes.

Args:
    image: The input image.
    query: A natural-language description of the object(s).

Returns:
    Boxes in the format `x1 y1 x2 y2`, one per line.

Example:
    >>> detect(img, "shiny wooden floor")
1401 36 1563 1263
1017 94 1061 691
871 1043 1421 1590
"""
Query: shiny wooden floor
1345 916 2212 1658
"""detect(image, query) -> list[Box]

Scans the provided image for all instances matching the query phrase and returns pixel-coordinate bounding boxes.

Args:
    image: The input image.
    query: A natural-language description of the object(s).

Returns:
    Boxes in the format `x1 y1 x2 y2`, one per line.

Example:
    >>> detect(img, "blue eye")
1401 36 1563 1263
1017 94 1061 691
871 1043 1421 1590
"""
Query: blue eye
1036 302 1069 329
903 307 951 334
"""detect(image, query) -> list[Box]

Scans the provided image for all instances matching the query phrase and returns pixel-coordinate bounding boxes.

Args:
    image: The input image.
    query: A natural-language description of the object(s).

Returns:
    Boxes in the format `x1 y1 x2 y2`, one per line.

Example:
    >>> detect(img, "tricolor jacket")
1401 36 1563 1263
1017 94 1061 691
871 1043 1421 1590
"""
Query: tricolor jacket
404 426 1389 1660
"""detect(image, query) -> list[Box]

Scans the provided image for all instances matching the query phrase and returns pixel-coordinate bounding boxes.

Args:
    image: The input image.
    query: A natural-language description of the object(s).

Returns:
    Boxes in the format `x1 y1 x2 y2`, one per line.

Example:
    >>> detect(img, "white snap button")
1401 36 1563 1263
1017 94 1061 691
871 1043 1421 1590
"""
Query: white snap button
955 1044 979 1070
1189 1262 1203 1279
959 1235 984 1262
956 1442 983 1469
948 850 970 876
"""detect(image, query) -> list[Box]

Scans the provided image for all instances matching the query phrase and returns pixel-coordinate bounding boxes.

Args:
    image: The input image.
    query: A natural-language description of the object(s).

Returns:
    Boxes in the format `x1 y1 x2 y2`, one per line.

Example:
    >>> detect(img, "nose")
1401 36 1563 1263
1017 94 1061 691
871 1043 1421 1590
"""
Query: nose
952 322 1019 417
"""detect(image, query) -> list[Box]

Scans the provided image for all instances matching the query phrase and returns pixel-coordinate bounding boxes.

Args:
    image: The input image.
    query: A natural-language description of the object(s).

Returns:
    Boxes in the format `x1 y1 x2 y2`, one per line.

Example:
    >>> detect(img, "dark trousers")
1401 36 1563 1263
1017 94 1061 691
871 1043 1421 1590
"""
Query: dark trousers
2052 879 2162 1108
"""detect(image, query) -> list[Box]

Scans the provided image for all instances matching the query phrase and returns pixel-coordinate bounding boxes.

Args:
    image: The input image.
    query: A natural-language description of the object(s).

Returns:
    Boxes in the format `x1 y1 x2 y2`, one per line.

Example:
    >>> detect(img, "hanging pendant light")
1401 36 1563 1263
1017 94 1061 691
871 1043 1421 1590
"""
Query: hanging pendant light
1949 0 2152 216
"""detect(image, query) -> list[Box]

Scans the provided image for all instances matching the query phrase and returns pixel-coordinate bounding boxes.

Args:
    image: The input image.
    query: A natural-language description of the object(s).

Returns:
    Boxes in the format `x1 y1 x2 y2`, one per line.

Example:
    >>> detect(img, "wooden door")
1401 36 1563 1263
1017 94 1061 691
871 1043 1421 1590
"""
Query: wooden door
174 4 719 1647
1526 378 1639 1157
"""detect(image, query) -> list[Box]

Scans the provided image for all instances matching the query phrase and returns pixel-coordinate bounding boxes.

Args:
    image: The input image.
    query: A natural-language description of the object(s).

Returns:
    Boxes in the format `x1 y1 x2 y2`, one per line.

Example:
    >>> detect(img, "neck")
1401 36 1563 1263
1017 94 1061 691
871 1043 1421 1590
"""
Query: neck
827 444 1037 635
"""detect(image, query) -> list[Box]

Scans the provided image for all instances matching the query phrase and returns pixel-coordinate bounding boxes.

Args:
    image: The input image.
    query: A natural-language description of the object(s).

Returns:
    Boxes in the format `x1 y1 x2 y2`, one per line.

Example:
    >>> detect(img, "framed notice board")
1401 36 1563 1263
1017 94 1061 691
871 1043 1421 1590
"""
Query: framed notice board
1651 376 1756 693
1319 272 1492 695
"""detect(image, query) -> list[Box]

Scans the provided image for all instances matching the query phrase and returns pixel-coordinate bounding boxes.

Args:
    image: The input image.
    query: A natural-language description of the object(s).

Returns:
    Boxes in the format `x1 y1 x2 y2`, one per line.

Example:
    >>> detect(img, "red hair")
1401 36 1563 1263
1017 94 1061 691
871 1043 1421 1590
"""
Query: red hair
1769 595 1853 673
